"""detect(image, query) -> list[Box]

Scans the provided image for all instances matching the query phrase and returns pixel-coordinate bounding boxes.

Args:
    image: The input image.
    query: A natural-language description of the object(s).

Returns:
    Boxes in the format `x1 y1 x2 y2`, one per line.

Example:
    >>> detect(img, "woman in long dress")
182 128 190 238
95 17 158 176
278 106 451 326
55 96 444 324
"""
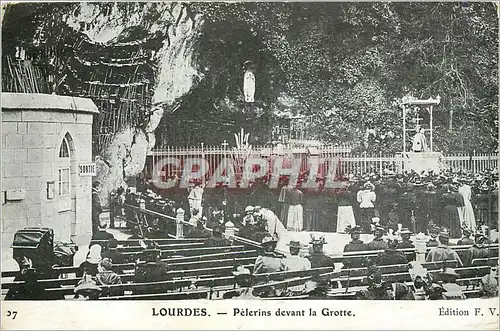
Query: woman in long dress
336 188 356 233
458 181 476 231
287 187 304 232
440 185 462 238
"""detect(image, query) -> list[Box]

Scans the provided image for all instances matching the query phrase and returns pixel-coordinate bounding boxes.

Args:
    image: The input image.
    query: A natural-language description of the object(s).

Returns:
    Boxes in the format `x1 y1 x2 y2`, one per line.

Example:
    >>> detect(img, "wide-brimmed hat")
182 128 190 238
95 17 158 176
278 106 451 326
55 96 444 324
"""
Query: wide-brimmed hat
345 225 361 234
245 206 254 213
438 228 450 239
253 206 262 212
400 228 412 235
374 225 386 233
287 240 304 249
261 235 277 246
310 234 327 245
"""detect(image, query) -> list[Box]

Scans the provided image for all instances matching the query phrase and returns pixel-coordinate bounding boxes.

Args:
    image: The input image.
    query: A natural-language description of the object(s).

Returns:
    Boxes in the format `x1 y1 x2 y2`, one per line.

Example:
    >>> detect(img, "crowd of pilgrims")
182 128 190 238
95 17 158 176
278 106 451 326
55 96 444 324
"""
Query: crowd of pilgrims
135 167 499 238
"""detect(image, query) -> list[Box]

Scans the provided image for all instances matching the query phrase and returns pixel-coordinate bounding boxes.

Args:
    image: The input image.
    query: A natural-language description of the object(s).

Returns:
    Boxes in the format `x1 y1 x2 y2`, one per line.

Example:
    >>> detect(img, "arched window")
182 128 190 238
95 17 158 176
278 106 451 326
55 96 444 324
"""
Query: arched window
59 136 70 158
57 134 72 211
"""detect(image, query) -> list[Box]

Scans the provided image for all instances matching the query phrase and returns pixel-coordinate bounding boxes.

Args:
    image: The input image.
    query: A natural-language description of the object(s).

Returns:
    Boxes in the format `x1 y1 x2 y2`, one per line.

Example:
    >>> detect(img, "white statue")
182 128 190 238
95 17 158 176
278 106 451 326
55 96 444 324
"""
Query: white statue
243 61 255 103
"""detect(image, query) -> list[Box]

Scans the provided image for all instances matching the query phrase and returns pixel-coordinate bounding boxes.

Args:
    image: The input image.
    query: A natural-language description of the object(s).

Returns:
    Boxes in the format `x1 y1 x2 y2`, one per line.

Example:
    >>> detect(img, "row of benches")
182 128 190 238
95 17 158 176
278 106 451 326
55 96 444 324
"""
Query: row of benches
3 253 496 300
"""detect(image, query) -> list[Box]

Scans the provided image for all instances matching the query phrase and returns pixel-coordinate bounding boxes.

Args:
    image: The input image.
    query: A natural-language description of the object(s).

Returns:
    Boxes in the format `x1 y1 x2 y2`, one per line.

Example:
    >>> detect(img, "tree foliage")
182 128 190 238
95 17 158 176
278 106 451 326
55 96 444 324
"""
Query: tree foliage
3 2 498 153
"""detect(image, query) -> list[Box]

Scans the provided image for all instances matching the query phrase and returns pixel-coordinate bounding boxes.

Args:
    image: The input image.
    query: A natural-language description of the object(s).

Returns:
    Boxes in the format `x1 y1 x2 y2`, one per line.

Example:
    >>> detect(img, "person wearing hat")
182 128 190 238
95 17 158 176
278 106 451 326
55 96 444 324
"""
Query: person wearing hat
242 206 255 227
5 260 47 300
91 220 115 244
283 240 311 272
335 187 356 235
225 265 257 299
204 223 231 247
92 180 102 235
101 238 126 265
186 216 212 239
77 244 102 277
187 181 205 217
356 265 392 300
440 184 463 239
305 235 335 269
396 228 416 261
287 186 304 232
426 224 440 248
375 239 408 266
458 179 477 232
132 248 169 294
456 227 474 246
461 231 493 266
357 182 377 233
399 183 417 232
250 218 271 244
282 240 311 294
421 182 439 230
188 208 201 226
253 235 285 275
476 183 494 228
238 210 257 240
343 225 367 269
437 268 466 300
366 225 389 251
425 228 463 267
479 266 498 298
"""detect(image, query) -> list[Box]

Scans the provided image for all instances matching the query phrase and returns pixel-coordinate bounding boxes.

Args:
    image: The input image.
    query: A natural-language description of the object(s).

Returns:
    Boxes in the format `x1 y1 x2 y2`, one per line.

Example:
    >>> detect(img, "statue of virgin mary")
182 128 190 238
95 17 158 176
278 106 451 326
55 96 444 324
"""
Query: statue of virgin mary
243 61 255 103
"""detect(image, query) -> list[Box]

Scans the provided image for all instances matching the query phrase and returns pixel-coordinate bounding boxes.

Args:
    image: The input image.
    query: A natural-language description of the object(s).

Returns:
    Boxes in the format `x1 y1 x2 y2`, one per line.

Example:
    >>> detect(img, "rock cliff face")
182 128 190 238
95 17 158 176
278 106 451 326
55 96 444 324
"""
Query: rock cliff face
63 3 205 204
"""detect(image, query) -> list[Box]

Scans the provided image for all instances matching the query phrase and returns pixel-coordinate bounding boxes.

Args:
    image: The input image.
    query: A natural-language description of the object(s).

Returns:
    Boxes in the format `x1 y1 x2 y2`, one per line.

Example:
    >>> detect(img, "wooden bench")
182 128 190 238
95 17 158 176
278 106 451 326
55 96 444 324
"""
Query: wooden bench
471 257 498 267
3 266 333 299
332 248 418 264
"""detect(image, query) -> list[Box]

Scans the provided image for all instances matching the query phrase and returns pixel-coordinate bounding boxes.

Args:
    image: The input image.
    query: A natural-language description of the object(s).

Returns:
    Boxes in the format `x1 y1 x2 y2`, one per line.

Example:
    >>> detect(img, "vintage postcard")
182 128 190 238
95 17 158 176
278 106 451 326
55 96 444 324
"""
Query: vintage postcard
1 1 498 330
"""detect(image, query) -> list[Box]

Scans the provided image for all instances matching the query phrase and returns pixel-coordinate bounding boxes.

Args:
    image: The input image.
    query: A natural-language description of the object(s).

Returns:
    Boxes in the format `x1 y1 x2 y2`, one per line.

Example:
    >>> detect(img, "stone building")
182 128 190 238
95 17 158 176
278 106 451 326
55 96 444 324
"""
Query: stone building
1 93 98 249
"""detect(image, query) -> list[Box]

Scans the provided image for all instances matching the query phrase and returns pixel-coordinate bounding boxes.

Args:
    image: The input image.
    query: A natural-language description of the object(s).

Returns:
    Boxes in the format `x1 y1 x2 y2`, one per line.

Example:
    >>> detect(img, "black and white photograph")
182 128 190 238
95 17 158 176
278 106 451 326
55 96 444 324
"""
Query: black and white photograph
0 1 498 323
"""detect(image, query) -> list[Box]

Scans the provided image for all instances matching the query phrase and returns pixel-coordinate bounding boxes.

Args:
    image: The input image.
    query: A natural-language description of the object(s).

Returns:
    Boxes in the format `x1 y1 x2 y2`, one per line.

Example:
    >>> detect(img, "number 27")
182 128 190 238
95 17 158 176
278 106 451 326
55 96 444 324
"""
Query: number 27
7 310 17 319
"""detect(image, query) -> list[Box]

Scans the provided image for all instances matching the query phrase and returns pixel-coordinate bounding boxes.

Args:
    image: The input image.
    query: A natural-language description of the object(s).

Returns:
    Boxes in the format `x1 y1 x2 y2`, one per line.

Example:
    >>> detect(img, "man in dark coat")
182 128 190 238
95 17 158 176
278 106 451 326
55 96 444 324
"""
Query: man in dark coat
133 249 169 294
356 266 392 300
91 221 115 242
396 228 416 261
250 219 270 244
306 235 335 269
456 228 474 246
375 239 408 266
204 224 231 247
343 225 366 269
366 226 388 251
5 263 47 301
101 238 126 265
426 224 440 248
92 181 102 235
